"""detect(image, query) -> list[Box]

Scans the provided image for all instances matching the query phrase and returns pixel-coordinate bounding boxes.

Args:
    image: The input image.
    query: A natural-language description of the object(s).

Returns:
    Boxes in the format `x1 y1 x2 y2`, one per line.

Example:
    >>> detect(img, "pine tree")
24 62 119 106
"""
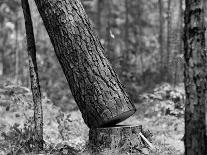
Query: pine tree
184 0 207 154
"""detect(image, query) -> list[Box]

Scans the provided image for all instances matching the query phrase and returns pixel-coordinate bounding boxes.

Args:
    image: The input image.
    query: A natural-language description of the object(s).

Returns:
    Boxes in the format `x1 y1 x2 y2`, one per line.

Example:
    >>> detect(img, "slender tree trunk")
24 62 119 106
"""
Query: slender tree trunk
140 54 145 84
21 0 43 152
96 0 103 33
34 0 136 128
136 3 144 84
124 0 129 61
0 49 3 76
173 60 178 87
0 24 7 75
15 18 20 83
184 0 207 154
166 0 171 66
159 0 164 68
106 0 112 60
179 0 183 54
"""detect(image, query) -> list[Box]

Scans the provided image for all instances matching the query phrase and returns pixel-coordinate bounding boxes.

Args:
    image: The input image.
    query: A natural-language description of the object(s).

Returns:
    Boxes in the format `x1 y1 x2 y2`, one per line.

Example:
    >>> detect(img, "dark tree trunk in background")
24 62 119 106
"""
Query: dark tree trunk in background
0 25 7 75
179 0 183 54
106 0 113 60
15 17 20 83
159 0 164 68
21 0 43 152
124 0 129 61
34 0 136 128
184 0 207 154
135 2 145 84
0 48 3 76
166 0 171 66
96 0 103 33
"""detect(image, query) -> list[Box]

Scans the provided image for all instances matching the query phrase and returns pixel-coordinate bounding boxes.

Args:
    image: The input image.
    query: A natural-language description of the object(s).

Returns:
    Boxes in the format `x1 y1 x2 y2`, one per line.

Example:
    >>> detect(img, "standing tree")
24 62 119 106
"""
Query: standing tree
184 0 207 154
21 0 43 152
33 0 136 128
15 14 20 83
96 0 103 34
105 0 114 62
158 0 164 68
166 0 171 67
179 0 183 54
0 25 7 75
124 0 129 61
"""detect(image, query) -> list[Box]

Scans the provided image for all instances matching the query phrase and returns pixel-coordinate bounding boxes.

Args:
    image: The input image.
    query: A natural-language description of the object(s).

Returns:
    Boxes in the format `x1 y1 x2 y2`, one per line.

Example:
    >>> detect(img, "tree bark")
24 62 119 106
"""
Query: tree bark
88 125 151 154
33 0 136 128
184 0 207 154
21 0 43 152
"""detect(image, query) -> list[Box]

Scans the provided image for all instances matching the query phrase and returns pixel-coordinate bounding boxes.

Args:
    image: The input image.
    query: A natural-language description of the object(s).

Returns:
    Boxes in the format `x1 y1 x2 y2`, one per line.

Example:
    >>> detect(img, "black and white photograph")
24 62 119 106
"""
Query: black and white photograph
0 0 206 154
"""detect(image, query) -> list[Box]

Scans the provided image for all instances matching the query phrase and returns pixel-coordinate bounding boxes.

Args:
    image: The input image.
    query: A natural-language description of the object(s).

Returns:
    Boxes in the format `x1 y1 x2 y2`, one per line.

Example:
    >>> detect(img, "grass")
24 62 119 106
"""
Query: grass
0 82 184 154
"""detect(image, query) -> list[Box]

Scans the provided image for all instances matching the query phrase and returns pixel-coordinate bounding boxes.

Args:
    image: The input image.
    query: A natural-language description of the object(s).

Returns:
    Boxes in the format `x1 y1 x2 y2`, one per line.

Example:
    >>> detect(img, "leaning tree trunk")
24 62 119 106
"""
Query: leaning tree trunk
184 0 207 154
21 0 43 152
33 0 136 128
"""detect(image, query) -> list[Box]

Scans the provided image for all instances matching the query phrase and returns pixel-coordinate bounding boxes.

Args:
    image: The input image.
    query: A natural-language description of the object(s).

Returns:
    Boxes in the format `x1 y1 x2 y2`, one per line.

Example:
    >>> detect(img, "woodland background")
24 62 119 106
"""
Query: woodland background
0 0 206 154
0 0 187 108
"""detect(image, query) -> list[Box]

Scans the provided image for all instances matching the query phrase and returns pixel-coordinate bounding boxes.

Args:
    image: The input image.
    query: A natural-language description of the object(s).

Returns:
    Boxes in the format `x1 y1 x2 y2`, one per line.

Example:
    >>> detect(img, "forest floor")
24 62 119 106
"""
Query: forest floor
0 81 184 155
122 83 184 155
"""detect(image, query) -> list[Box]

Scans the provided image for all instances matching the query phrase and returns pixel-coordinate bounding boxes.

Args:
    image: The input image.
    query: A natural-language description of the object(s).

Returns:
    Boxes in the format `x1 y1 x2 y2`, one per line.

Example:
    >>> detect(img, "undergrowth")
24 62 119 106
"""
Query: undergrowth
0 82 185 154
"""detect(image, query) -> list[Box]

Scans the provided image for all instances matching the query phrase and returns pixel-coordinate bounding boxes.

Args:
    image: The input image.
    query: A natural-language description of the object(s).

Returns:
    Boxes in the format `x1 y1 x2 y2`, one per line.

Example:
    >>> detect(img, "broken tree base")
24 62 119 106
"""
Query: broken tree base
88 125 153 155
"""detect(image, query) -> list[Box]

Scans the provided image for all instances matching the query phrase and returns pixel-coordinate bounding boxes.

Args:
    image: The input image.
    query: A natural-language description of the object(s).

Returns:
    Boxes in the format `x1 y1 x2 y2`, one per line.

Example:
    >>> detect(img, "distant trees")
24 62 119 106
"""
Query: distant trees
0 0 21 77
0 0 189 109
184 0 207 154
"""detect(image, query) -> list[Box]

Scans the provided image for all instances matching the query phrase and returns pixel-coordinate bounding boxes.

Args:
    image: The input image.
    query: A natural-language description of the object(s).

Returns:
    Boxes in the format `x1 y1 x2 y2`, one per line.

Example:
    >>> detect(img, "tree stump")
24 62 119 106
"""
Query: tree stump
88 125 152 155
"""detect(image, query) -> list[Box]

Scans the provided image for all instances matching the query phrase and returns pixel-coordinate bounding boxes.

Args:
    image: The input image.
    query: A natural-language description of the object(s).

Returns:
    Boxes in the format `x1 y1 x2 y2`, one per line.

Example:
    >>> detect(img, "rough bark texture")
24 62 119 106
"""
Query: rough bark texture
33 0 136 128
89 125 149 154
21 0 43 152
184 0 207 154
